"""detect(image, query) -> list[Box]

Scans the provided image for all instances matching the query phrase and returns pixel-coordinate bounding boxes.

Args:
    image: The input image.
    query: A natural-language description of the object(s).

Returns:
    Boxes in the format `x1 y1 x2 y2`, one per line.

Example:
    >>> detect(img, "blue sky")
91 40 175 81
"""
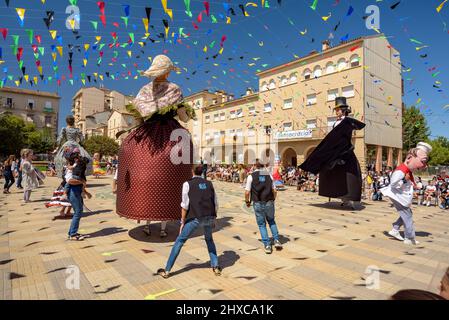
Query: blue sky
0 0 448 138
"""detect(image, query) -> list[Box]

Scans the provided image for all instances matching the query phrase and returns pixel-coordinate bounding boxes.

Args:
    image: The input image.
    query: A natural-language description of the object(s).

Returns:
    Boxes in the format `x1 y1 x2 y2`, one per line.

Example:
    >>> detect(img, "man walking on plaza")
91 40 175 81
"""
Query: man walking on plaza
245 161 283 254
157 165 221 278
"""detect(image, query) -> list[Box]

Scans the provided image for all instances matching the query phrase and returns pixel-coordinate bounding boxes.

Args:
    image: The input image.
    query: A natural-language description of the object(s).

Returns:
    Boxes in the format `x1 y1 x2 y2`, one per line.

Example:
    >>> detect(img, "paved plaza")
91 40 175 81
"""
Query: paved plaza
1 176 448 300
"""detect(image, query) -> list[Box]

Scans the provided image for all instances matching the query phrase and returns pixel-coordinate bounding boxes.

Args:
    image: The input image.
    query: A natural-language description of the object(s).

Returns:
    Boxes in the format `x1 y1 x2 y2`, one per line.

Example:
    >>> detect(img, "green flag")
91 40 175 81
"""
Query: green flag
26 29 33 44
90 21 98 31
128 32 134 43
121 16 129 28
310 0 318 10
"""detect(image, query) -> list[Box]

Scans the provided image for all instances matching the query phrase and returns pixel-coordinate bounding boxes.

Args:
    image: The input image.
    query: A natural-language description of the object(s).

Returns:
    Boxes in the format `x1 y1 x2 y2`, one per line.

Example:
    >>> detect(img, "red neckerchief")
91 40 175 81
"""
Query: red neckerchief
395 163 416 187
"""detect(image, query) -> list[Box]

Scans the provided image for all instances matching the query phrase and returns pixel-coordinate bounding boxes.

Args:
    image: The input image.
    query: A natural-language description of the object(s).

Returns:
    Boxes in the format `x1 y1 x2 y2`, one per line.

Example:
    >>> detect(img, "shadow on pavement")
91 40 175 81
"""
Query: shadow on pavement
128 217 233 244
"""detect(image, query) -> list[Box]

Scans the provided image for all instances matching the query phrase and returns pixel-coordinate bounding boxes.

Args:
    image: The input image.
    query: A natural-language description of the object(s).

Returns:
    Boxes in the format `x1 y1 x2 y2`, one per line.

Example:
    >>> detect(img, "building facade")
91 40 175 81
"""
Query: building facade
107 110 140 145
72 87 133 135
0 87 60 138
185 34 403 172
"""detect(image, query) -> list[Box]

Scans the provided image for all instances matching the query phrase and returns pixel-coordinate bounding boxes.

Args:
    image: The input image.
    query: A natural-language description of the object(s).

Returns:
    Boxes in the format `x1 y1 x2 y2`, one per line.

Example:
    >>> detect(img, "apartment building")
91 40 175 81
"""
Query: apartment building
0 87 60 137
185 34 404 172
72 87 134 135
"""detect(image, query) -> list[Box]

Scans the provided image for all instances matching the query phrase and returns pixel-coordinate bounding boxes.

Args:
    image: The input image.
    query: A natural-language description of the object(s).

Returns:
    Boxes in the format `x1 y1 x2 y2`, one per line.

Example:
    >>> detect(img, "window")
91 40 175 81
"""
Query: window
327 89 338 101
44 101 52 112
268 80 276 90
214 114 219 122
326 62 335 74
313 66 322 78
220 112 225 121
306 119 317 129
327 116 337 130
229 129 235 136
248 128 255 137
261 82 268 91
280 76 288 86
289 73 298 83
306 94 317 105
264 103 272 113
45 116 52 127
236 108 243 118
6 98 13 108
214 132 220 140
230 111 236 119
303 69 311 80
264 125 272 135
337 58 347 71
205 116 210 124
342 85 355 98
350 54 360 67
27 99 35 110
283 98 293 109
283 122 293 132
248 106 256 115
236 129 243 137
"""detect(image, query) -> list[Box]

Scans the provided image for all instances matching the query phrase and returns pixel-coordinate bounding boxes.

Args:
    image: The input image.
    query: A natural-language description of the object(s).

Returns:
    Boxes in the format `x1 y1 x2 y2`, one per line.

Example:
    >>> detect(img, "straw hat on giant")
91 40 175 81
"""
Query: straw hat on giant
141 55 180 78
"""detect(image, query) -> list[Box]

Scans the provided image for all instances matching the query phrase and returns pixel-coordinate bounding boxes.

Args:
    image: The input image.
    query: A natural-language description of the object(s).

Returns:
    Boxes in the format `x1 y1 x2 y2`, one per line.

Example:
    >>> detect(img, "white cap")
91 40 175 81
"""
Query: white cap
416 142 432 155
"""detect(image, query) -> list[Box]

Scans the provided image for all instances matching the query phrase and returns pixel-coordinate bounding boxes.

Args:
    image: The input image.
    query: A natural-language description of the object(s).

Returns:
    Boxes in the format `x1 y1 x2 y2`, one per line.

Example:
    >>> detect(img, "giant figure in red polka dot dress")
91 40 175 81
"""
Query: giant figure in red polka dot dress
116 55 193 222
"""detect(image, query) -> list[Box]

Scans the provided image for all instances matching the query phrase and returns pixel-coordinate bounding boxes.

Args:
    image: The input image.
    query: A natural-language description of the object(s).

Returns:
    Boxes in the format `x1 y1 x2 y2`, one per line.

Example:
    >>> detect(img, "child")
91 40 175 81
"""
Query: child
440 267 449 300
381 142 432 245
67 152 92 200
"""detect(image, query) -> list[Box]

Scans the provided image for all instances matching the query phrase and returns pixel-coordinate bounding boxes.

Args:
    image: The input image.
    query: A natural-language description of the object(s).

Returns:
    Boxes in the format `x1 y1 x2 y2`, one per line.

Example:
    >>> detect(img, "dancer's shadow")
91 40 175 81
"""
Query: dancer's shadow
87 183 110 188
159 250 240 277
83 209 112 218
382 231 432 239
85 227 128 238
128 217 233 243
309 202 366 211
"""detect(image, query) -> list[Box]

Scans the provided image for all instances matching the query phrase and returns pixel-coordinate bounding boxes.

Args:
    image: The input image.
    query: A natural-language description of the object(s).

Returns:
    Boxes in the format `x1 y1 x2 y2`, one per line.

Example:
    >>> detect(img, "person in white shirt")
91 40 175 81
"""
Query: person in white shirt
424 180 437 207
381 142 432 245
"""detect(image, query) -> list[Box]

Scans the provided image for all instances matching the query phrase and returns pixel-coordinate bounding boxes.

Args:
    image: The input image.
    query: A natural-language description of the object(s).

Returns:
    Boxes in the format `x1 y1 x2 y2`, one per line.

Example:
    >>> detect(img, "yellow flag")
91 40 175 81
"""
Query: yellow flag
16 8 26 22
99 75 104 81
436 0 448 13
219 47 224 55
142 18 149 34
322 13 331 21
69 19 76 30
83 59 87 67
37 66 43 74
93 73 98 78
41 0 46 4
15 80 20 86
127 51 132 58
161 0 173 20
57 46 63 57
33 76 38 84
226 16 231 24
52 52 57 62
50 30 57 39
24 75 29 82
95 36 102 43
203 46 208 53
84 44 90 51
81 79 86 85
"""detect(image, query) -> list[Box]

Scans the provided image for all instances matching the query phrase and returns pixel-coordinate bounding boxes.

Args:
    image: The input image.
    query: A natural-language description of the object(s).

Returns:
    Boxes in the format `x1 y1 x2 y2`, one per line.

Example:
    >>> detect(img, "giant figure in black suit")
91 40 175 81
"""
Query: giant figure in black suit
300 97 366 208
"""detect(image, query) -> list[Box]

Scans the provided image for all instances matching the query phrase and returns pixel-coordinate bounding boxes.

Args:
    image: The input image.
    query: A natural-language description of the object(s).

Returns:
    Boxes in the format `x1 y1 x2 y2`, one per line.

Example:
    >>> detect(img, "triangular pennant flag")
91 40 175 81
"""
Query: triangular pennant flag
57 46 63 57
0 28 8 40
123 4 130 17
26 29 34 44
90 21 99 31
49 30 57 39
38 47 45 56
43 11 55 29
121 16 129 28
161 0 173 20
128 33 134 43
142 18 149 33
100 15 106 27
16 8 26 27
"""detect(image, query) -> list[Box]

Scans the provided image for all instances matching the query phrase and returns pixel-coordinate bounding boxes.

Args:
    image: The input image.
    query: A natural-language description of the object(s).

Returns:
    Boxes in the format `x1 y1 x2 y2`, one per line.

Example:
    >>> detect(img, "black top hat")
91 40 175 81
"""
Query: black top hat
333 96 349 109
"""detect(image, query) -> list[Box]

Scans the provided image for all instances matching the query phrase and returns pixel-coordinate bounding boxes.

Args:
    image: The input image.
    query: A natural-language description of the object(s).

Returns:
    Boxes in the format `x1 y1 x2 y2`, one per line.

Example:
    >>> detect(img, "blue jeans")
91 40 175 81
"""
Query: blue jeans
3 171 14 190
165 216 218 272
253 201 279 246
16 170 22 188
68 185 83 236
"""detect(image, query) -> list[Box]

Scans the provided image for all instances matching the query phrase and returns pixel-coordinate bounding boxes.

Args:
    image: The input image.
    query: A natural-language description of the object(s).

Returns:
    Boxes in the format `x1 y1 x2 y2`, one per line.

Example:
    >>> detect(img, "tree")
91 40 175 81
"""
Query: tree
84 135 119 158
402 106 430 152
0 113 28 156
27 128 56 154
428 136 449 166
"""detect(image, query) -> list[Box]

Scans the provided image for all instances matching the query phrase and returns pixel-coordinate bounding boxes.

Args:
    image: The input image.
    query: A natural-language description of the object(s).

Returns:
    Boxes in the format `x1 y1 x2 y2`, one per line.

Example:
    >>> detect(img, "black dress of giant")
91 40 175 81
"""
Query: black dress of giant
299 117 366 201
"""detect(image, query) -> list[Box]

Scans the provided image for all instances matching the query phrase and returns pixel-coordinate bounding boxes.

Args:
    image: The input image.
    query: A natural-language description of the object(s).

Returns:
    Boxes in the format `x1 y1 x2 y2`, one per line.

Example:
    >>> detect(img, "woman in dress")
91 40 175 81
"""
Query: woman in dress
116 55 195 238
21 149 39 203
54 115 92 178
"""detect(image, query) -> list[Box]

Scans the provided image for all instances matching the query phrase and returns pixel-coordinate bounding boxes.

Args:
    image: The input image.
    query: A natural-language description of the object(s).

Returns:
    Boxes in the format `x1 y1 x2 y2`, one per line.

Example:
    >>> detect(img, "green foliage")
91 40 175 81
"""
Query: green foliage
428 136 449 166
0 113 55 157
402 106 430 152
84 135 119 158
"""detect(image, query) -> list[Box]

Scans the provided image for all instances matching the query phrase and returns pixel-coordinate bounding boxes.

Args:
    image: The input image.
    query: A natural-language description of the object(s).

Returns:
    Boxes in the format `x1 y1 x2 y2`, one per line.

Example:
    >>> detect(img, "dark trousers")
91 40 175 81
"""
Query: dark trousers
16 171 23 188
3 171 15 191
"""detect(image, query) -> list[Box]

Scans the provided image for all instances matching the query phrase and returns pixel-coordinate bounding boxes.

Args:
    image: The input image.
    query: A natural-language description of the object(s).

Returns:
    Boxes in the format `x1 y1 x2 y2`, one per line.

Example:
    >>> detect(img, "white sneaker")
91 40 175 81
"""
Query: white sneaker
404 238 420 245
388 229 404 241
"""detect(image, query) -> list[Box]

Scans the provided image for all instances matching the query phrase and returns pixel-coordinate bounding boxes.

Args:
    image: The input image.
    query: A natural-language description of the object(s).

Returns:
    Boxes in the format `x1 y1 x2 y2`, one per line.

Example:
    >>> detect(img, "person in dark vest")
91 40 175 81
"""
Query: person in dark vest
299 97 366 210
157 165 221 278
245 160 283 254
